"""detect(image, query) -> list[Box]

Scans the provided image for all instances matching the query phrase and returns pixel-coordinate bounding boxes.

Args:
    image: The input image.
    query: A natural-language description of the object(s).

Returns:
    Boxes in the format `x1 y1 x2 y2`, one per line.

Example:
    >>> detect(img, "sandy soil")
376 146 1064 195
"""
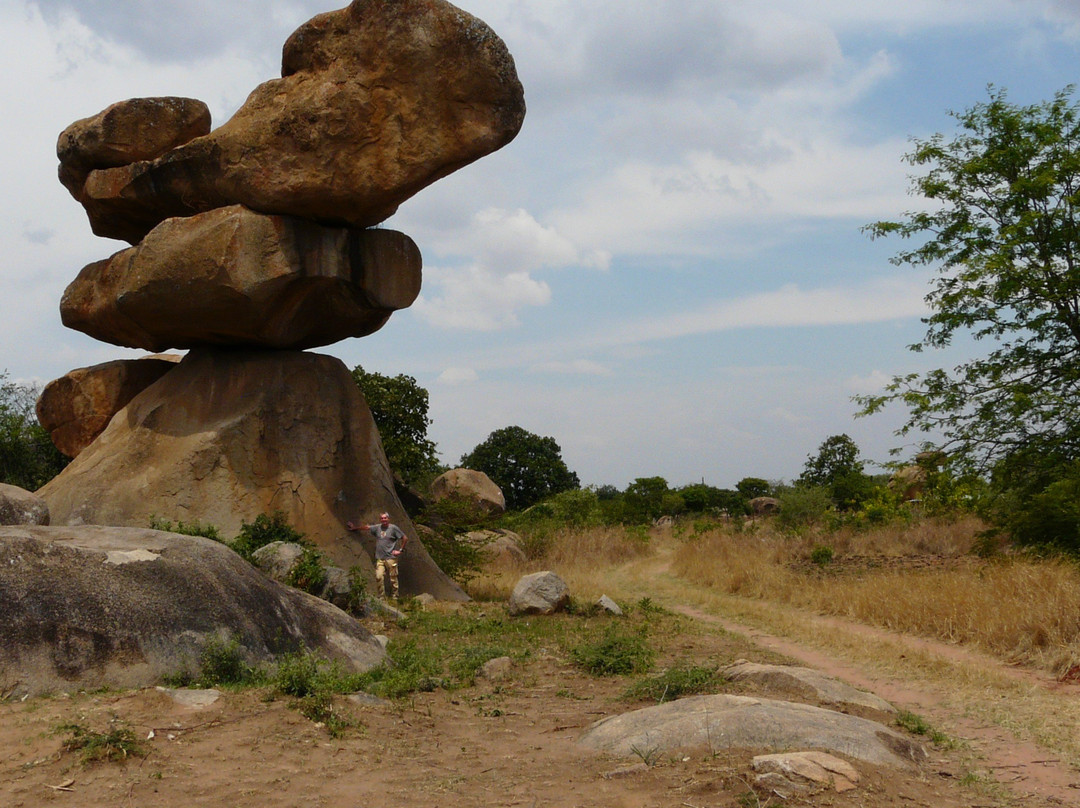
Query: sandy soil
3 604 1069 808
5 542 1080 808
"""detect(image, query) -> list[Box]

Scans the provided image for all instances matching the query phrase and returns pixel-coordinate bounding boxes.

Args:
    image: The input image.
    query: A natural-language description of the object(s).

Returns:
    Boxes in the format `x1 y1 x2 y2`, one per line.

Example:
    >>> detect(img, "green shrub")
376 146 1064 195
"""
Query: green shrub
285 546 328 595
775 485 833 532
196 635 259 687
232 511 306 561
622 664 721 702
148 516 223 543
571 625 655 676
809 545 834 566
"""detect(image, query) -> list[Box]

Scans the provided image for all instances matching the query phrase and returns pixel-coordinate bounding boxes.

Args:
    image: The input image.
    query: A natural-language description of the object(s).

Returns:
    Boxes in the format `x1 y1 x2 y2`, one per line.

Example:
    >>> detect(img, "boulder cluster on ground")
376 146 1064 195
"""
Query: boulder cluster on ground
0 526 385 696
30 0 525 603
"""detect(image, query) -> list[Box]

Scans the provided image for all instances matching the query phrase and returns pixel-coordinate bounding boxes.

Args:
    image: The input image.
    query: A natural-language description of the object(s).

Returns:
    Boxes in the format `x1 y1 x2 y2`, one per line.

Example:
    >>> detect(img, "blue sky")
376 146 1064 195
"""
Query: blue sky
3 0 1080 489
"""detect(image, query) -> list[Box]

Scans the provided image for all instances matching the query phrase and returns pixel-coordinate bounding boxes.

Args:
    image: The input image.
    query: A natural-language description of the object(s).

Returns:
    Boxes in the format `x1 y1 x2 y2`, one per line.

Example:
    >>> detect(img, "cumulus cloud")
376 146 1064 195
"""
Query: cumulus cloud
31 0 315 64
412 208 606 330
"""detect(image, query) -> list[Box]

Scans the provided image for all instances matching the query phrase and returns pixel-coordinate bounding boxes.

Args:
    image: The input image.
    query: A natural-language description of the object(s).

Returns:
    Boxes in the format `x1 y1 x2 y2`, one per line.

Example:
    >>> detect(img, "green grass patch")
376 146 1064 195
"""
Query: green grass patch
622 663 723 702
571 625 655 677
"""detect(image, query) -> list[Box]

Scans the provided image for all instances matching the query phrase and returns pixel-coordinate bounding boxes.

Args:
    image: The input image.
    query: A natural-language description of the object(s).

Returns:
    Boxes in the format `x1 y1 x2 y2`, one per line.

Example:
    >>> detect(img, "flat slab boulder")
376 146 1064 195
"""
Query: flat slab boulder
723 660 896 714
36 356 180 457
61 205 421 351
75 0 525 242
0 525 384 696
57 97 210 200
37 348 466 601
0 484 48 526
578 694 926 769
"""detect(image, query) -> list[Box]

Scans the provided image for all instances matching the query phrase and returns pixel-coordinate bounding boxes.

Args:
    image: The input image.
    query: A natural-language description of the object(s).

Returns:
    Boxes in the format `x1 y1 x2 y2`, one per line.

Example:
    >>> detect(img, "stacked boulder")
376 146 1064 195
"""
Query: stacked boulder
34 0 525 601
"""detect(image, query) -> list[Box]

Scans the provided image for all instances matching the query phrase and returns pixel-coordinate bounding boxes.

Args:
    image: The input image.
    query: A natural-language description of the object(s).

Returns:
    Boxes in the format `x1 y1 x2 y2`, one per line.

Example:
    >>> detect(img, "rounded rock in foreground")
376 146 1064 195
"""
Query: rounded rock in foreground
508 570 569 616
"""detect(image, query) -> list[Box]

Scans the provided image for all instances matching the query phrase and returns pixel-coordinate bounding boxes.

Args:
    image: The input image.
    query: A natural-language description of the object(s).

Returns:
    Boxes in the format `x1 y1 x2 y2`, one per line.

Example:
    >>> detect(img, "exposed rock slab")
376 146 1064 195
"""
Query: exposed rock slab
578 694 926 769
0 484 49 526
753 751 860 794
76 0 525 243
508 570 569 616
37 348 466 601
57 97 210 201
431 467 506 515
723 660 896 714
36 356 180 458
0 525 385 696
61 205 421 351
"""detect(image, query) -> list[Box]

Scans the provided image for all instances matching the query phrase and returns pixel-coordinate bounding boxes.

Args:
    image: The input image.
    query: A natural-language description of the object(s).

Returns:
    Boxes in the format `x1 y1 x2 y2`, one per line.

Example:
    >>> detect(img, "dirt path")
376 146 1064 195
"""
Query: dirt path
608 550 1080 806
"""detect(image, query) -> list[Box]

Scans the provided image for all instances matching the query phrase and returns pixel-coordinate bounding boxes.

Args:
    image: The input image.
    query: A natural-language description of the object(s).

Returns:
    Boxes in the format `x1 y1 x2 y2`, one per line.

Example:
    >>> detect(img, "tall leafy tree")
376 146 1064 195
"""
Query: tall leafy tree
799 434 863 487
461 425 579 511
858 86 1080 473
351 365 440 487
0 372 68 490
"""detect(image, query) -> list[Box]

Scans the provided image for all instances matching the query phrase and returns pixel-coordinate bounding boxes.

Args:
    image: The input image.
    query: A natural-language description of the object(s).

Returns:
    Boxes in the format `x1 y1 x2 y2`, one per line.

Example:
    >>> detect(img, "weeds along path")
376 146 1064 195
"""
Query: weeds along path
602 538 1080 806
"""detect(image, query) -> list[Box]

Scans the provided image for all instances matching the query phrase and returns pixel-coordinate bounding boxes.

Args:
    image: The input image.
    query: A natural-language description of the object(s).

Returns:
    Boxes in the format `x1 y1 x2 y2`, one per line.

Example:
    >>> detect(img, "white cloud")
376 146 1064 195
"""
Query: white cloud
412 208 606 330
437 367 479 385
530 360 613 376
413 266 551 330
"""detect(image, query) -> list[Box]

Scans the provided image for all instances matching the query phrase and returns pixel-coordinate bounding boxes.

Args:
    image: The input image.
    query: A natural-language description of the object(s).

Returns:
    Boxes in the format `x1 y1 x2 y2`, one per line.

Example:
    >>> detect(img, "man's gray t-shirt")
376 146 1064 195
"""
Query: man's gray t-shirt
369 524 406 560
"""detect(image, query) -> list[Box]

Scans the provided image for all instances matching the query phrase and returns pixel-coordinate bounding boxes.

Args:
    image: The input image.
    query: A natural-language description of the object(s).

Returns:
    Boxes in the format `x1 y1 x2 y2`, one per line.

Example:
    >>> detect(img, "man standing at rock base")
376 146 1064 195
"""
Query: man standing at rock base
347 512 408 599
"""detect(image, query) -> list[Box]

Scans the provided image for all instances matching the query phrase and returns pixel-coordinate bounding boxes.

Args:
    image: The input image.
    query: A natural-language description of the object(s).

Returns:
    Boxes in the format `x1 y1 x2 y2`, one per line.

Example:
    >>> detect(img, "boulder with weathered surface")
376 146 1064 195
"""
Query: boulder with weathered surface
753 751 860 796
508 570 569 616
723 660 896 714
749 496 780 516
76 0 525 243
0 484 48 526
61 206 422 352
0 525 385 697
37 348 466 601
430 467 506 515
57 97 211 201
36 356 180 458
250 541 308 583
578 695 926 769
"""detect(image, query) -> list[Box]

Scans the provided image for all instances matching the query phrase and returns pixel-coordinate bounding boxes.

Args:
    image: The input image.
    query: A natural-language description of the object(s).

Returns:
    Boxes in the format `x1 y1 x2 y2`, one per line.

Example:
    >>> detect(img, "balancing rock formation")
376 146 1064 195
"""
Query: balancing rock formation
36 0 525 601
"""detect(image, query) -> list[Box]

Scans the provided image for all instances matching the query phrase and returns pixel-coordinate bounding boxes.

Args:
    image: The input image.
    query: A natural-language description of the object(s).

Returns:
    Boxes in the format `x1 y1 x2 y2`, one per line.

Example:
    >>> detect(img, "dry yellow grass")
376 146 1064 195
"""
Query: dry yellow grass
670 517 1080 675
465 525 652 603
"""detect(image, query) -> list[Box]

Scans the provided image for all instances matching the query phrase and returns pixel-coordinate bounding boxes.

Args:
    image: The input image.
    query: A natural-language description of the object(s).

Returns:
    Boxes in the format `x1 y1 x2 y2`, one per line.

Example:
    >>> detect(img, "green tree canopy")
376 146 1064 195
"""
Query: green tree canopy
351 365 440 487
0 372 68 490
858 86 1080 473
460 425 579 511
799 434 864 487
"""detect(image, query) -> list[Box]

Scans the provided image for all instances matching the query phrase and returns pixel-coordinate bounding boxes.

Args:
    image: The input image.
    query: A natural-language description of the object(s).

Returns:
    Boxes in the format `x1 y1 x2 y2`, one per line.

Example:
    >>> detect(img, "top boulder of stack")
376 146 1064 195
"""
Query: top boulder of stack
59 0 526 244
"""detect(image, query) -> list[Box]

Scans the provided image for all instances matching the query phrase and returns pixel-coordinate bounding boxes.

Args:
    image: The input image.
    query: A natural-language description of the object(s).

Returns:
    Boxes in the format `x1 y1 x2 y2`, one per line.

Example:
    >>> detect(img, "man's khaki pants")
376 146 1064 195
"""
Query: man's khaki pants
375 558 399 599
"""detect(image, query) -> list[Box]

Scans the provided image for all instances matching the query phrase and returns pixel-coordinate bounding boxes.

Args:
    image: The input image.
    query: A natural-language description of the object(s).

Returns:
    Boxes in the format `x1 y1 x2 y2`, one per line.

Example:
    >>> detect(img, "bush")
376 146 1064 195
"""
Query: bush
56 721 144 763
285 546 328 595
775 485 833 532
232 511 306 561
149 517 223 543
809 545 834 566
571 625 655 676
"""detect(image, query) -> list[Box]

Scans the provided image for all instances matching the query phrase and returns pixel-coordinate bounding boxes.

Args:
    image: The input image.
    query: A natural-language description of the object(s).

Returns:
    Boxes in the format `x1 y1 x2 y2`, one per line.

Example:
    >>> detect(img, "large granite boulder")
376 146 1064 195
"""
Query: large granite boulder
430 467 506 515
37 348 467 601
0 484 49 526
75 0 526 243
36 356 180 458
578 695 926 769
0 525 384 696
61 205 422 351
508 570 569 616
57 97 210 201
